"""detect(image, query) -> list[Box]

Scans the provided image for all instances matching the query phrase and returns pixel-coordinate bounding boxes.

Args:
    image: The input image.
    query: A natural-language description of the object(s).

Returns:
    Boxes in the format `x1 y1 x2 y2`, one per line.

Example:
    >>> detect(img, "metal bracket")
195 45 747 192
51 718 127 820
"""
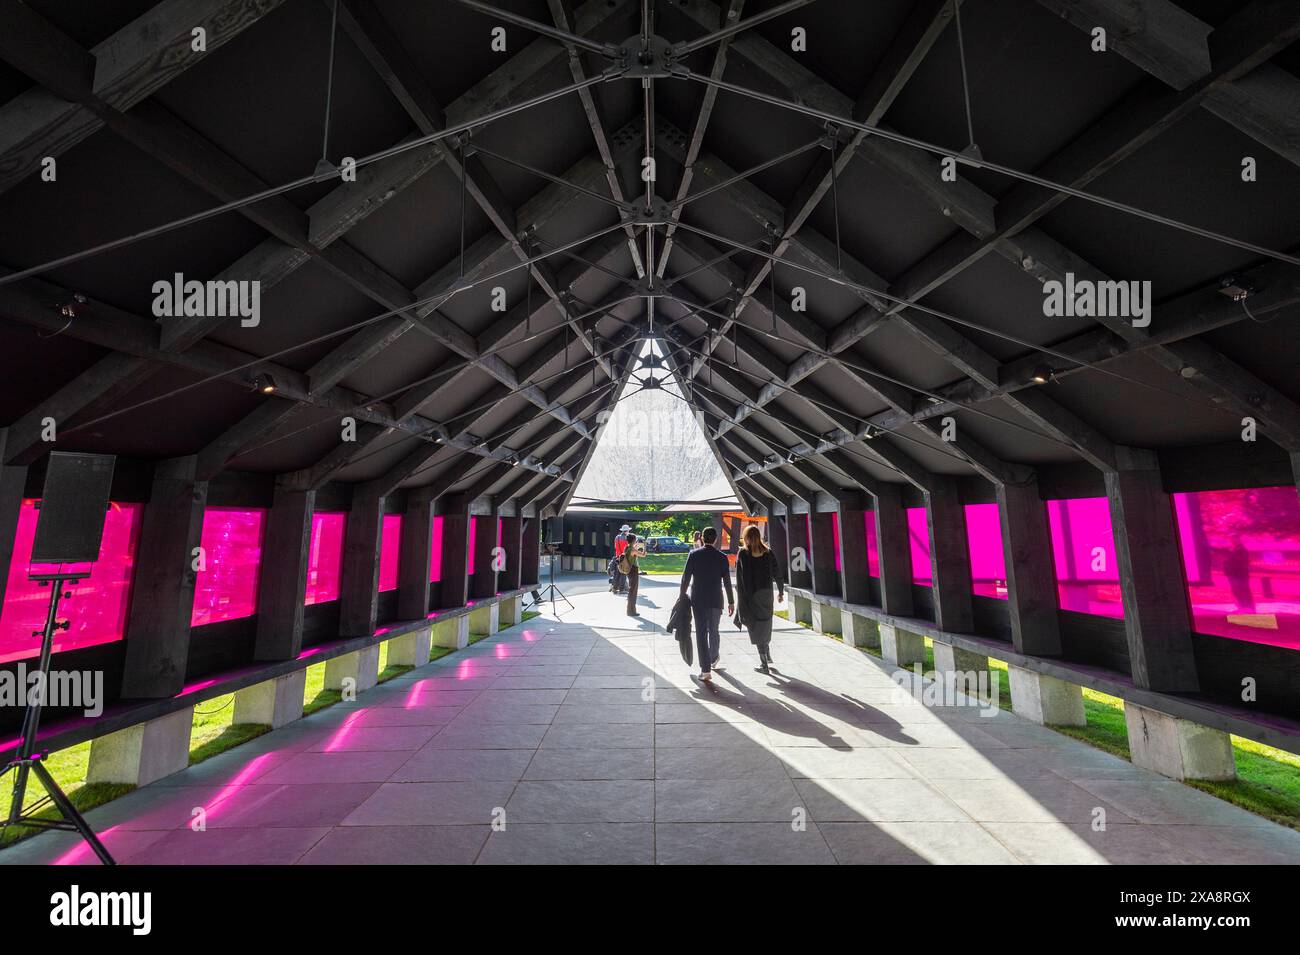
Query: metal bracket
616 35 687 80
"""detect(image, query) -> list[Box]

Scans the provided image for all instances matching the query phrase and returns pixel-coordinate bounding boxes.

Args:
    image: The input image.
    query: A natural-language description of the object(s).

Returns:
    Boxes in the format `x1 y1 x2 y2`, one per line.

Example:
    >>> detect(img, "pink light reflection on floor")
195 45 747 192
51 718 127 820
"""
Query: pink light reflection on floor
323 711 366 753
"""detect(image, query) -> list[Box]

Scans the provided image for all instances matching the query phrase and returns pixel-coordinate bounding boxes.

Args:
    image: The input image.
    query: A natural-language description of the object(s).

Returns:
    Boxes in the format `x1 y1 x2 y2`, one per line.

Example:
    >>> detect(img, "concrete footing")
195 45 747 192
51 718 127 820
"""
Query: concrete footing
1008 665 1085 726
810 600 842 636
880 624 925 667
325 645 380 694
431 615 469 650
86 707 194 787
1125 702 1236 781
791 593 813 626
232 670 306 729
932 641 988 676
841 610 879 649
386 627 433 668
498 595 522 628
469 602 499 636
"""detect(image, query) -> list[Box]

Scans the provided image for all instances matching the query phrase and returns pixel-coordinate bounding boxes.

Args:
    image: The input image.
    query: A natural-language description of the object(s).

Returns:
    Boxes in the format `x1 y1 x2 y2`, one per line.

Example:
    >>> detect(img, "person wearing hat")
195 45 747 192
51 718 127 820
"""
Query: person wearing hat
610 524 632 594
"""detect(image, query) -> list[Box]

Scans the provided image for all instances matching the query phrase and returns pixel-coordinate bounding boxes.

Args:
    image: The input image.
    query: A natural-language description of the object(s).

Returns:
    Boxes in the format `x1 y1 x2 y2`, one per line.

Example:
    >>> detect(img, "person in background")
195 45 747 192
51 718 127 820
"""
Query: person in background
611 524 631 594
623 532 642 616
734 523 784 674
679 526 734 682
692 530 703 550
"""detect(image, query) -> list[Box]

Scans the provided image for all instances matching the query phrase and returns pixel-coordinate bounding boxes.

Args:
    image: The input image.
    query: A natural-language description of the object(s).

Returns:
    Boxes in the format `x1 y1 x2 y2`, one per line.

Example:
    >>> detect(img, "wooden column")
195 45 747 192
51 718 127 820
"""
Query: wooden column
469 511 498 599
998 478 1062 655
121 457 209 698
499 515 524 590
837 504 872 605
788 510 812 588
520 516 540 585
808 511 840 597
339 493 384 638
1106 448 1198 691
253 485 315 661
768 512 790 585
439 506 471 609
397 497 432 620
872 484 914 617
926 478 973 634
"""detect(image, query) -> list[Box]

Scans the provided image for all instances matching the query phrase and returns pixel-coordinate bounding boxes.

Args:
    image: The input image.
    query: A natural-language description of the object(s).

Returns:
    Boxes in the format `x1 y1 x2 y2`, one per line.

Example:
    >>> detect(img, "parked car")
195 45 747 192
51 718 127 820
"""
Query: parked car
645 536 691 553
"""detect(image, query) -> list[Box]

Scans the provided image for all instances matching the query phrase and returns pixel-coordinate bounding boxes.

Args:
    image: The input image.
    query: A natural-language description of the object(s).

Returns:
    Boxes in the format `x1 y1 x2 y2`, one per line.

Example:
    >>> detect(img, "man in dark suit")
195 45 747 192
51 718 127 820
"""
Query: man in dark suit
679 526 734 682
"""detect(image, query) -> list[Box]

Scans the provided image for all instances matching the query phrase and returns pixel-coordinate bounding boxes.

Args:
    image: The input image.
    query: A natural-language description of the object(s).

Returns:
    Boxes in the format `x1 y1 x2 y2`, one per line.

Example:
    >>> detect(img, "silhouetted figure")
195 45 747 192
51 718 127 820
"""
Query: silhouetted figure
735 523 784 674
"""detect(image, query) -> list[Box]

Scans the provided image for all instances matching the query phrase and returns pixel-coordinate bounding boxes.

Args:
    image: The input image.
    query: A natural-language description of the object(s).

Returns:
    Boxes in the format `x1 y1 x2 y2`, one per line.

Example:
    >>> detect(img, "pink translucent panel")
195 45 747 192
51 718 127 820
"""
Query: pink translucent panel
863 511 879 578
964 503 1008 600
831 513 841 571
429 516 443 583
305 512 346 605
191 508 266 627
0 500 143 664
1172 486 1300 650
379 514 401 592
467 515 477 576
1046 497 1124 618
906 507 931 585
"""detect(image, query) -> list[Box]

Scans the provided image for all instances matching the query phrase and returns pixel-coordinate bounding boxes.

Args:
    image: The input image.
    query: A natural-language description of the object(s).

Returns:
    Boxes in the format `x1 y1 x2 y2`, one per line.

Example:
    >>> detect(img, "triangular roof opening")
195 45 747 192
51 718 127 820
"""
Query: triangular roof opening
572 339 739 508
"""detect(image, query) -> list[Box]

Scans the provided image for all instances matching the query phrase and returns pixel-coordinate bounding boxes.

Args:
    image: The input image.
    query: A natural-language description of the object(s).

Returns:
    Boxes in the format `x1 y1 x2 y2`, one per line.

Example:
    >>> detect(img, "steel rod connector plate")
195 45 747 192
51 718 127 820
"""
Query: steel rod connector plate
623 196 673 227
617 35 686 79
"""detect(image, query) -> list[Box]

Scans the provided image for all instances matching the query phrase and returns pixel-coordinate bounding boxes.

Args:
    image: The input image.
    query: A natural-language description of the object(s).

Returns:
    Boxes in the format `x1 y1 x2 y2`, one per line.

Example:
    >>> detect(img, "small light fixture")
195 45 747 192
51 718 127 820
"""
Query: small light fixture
251 373 278 394
1030 364 1053 385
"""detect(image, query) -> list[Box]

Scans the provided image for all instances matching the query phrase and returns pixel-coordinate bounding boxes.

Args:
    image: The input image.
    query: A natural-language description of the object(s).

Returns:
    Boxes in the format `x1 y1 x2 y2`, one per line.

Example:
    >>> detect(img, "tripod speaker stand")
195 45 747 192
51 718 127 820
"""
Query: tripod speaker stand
0 452 117 864
527 543 573 614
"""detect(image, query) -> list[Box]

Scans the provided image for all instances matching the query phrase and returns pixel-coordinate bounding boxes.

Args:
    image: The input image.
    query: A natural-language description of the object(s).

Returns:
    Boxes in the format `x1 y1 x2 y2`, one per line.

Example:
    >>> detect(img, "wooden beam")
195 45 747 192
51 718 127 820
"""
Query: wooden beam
925 477 973 634
339 493 384 638
397 498 433 620
997 478 1063 656
252 486 314 661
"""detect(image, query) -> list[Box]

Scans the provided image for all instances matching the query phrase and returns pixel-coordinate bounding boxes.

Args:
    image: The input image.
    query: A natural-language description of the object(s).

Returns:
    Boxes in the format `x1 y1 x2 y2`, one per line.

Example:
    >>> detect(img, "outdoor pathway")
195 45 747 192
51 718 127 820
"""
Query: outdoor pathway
5 573 1300 864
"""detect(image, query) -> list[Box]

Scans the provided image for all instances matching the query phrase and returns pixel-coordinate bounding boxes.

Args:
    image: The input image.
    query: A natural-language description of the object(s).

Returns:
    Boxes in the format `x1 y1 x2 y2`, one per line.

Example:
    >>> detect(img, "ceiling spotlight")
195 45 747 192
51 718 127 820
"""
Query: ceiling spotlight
250 373 278 394
1030 364 1053 385
57 293 87 319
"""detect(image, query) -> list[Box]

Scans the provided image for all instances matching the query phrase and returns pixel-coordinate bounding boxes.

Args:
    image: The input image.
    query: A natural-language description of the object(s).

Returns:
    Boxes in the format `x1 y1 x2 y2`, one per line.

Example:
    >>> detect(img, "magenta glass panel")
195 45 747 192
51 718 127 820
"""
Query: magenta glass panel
831 513 841 571
1172 486 1300 650
379 514 401 592
1046 497 1123 618
964 503 1008 600
467 515 477 576
305 512 346 605
906 507 931 585
191 508 266 627
429 516 443 583
0 500 143 664
863 511 879 578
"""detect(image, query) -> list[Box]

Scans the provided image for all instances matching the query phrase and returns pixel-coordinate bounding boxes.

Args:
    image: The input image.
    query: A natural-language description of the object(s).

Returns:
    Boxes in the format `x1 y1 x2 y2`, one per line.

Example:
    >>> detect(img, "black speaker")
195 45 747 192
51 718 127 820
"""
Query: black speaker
31 452 116 564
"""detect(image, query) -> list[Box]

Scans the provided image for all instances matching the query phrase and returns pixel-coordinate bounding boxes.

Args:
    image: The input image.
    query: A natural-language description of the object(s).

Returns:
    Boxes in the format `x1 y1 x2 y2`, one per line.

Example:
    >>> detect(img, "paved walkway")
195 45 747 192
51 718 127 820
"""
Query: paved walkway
6 574 1300 864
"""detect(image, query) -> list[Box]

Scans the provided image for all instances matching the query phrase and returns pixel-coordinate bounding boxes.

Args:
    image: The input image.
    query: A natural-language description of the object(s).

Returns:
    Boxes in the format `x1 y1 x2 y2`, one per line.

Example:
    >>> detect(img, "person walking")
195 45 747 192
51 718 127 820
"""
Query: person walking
679 526 734 682
692 530 703 550
734 523 785 674
622 532 642 616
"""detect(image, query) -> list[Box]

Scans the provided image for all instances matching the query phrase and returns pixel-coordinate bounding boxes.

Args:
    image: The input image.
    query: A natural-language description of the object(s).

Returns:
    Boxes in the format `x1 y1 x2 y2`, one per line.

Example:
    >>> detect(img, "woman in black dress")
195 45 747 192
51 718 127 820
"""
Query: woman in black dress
734 523 785 673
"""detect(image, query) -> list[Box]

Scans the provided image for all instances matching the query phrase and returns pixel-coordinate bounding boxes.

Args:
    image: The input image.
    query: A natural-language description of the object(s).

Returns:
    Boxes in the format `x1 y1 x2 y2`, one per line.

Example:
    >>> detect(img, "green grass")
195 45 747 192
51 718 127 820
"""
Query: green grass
839 628 1300 829
522 610 541 623
638 553 688 575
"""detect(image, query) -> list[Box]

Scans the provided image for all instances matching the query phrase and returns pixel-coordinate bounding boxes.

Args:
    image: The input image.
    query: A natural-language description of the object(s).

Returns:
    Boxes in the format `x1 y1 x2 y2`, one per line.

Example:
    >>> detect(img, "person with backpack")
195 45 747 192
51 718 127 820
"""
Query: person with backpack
610 523 631 594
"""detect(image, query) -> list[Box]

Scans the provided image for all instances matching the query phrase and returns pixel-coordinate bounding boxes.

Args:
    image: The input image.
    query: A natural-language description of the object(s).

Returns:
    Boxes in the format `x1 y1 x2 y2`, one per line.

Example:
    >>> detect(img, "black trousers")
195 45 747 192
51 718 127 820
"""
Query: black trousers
693 605 722 673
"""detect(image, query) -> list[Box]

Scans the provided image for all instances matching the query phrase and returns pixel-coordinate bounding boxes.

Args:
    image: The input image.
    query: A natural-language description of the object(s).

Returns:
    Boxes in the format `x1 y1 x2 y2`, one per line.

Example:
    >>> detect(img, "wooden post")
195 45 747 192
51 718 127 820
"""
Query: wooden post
520 516 540 585
998 478 1062 655
872 484 914 617
808 511 840 597
837 504 872 605
397 497 432 620
439 506 471 609
253 485 315 661
788 510 813 588
339 493 384 638
469 511 498 599
499 515 523 591
121 457 208 698
926 477 973 634
1106 447 1199 691
768 512 790 586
